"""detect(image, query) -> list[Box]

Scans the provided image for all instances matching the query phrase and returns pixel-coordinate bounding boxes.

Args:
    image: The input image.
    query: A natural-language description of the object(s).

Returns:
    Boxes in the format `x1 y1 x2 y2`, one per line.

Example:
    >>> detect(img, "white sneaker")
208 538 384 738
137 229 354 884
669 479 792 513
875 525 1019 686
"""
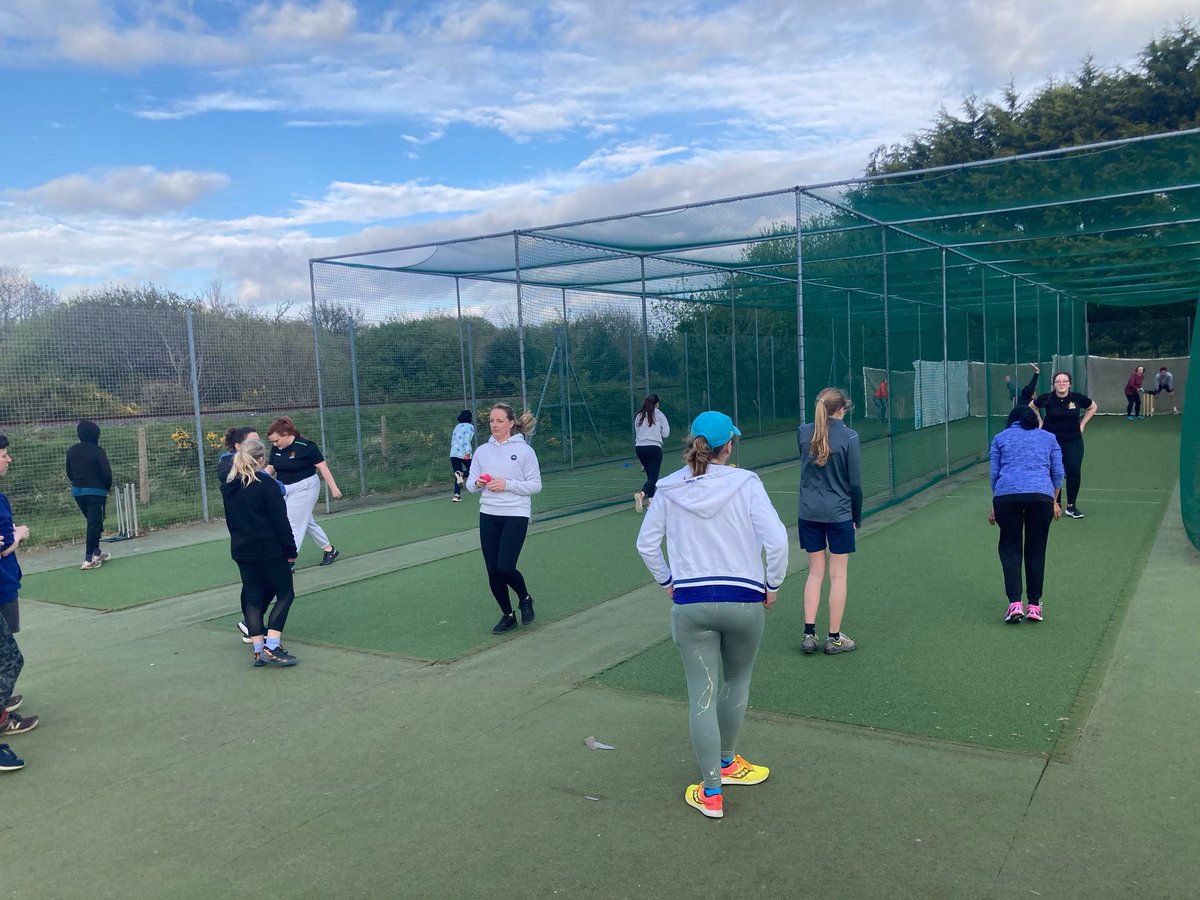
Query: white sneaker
634 491 644 513
97 551 112 562
80 558 103 570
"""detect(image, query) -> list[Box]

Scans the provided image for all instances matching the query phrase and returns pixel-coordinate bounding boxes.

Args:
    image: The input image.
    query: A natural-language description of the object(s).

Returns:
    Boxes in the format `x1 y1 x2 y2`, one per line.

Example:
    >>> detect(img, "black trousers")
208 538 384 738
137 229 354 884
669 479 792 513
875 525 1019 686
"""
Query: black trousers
74 495 107 560
993 496 1054 603
1126 393 1141 416
236 557 296 636
1058 438 1084 506
450 457 470 496
479 513 530 615
635 445 664 498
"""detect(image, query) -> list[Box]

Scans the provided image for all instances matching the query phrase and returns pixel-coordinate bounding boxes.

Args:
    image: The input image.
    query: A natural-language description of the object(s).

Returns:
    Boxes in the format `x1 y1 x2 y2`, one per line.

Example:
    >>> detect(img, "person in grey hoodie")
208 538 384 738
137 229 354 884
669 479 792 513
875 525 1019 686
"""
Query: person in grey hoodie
797 388 862 655
466 403 542 634
65 420 113 570
637 411 788 820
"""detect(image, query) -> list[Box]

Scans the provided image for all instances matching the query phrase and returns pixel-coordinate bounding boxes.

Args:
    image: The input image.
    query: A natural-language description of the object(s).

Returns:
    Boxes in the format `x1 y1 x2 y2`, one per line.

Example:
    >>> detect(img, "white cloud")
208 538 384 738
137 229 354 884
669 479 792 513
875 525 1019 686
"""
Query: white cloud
246 0 357 43
579 141 691 173
8 167 231 216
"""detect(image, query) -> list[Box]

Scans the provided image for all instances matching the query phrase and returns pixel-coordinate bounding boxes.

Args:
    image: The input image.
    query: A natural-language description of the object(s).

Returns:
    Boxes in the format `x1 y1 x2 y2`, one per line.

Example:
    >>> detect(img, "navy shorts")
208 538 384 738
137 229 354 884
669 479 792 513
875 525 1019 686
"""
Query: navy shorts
798 518 856 554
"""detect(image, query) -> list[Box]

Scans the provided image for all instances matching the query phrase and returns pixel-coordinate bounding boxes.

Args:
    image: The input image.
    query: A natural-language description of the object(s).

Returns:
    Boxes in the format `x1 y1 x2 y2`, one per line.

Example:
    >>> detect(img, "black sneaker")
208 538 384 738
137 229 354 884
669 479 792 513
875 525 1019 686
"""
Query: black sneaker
1064 506 1084 519
3 694 21 714
492 613 518 635
0 743 25 772
259 645 298 666
320 547 340 566
519 597 535 626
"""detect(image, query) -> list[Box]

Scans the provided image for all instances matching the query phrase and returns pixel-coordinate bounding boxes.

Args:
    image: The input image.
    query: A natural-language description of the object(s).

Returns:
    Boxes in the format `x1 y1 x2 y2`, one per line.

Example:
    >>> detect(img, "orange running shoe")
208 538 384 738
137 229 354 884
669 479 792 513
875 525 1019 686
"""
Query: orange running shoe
684 783 723 818
720 755 769 785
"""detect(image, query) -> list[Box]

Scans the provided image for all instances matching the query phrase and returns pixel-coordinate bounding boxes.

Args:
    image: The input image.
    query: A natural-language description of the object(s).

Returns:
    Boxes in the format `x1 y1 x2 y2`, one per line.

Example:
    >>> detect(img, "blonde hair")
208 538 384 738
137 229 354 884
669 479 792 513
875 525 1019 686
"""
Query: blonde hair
227 437 267 487
809 388 849 466
492 403 535 435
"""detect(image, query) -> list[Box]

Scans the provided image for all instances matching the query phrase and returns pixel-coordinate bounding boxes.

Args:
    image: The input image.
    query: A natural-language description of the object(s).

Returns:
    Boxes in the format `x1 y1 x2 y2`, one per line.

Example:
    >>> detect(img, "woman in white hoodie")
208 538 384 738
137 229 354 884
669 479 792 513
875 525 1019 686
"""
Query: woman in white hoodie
636 411 789 820
466 404 543 635
633 393 670 512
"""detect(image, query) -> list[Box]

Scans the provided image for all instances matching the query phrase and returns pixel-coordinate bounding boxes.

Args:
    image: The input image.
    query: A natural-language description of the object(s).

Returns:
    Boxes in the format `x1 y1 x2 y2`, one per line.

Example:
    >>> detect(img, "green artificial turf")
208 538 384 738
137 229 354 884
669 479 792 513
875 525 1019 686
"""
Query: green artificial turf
225 507 650 660
597 417 1180 754
19 495 482 609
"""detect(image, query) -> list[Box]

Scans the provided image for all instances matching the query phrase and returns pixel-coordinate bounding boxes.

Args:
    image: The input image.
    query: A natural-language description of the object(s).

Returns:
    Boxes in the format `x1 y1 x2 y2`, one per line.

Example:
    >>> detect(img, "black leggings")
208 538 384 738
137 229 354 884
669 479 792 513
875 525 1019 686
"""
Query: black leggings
479 513 530 616
636 445 664 497
1058 438 1084 506
993 496 1054 603
236 557 296 636
1125 393 1141 417
74 495 106 560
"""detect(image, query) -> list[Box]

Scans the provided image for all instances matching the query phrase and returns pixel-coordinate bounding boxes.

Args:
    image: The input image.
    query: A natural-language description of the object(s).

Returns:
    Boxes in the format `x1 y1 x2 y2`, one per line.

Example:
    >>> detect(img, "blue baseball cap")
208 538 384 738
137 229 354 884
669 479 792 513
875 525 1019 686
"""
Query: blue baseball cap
690 411 741 448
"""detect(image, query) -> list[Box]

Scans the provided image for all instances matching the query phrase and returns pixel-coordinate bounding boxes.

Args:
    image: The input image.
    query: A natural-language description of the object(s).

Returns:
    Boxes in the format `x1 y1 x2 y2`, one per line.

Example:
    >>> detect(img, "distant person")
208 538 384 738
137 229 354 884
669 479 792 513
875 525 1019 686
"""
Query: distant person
0 433 39 765
65 419 113 571
1017 363 1041 407
1032 372 1096 519
989 407 1064 624
636 411 788 820
221 438 299 667
1149 366 1179 414
873 379 888 423
1124 366 1145 420
266 417 341 567
797 388 863 654
1005 374 1016 407
467 404 542 634
633 394 670 512
449 410 475 503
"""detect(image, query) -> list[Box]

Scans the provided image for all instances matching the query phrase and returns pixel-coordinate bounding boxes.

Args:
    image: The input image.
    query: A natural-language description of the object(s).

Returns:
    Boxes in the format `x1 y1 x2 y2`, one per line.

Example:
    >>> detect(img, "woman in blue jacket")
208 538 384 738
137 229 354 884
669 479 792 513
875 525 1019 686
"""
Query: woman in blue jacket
989 407 1064 624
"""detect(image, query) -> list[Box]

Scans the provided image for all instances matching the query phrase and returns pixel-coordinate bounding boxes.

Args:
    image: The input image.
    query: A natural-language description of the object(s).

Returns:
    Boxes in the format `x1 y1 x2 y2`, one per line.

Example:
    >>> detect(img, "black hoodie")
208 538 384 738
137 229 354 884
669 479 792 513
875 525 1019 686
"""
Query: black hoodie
66 420 113 493
220 471 297 562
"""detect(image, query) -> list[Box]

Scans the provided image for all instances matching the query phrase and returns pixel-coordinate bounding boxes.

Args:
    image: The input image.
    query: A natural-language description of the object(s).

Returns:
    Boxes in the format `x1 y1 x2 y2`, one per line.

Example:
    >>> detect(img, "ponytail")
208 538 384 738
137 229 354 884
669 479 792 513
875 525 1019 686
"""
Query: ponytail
492 403 536 436
809 388 849 466
684 435 715 477
227 437 267 487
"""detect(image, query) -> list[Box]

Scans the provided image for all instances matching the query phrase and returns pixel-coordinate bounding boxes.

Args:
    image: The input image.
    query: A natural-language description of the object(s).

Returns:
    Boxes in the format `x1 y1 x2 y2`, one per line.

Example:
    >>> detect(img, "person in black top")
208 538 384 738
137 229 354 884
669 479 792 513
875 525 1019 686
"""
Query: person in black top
1031 371 1097 519
65 420 114 570
265 417 341 566
1017 363 1040 407
220 438 299 667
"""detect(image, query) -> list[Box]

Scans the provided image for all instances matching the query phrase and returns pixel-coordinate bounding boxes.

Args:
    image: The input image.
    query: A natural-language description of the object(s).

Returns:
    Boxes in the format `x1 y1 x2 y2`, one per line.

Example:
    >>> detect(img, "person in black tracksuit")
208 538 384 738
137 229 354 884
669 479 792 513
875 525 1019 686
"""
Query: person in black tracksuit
1032 371 1097 519
220 438 300 667
65 420 113 570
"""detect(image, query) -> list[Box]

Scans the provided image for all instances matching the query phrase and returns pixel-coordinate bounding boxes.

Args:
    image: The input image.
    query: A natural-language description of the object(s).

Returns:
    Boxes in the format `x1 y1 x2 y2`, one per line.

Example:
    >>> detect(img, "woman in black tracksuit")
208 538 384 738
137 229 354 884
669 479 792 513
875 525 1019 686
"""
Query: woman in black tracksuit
1032 371 1097 520
65 420 113 570
221 437 299 667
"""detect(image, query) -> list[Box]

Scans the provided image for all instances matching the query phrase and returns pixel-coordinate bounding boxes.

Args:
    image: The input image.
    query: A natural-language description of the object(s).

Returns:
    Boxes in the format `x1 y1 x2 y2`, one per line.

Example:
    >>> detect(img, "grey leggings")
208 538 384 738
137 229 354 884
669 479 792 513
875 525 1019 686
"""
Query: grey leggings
671 601 765 791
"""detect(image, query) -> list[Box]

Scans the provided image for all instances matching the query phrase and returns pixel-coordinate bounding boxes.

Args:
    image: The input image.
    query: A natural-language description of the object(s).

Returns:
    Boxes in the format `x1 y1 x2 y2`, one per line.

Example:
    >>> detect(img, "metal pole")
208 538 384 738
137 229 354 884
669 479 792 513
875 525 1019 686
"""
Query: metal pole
730 294 739 425
795 190 808 424
704 309 711 407
684 332 691 422
562 289 573 468
1035 285 1042 367
348 320 366 496
846 289 852 396
941 249 951 476
754 308 762 434
185 307 209 523
513 232 529 411
467 322 478 450
1056 291 1062 373
456 278 468 411
628 328 637 442
309 263 331 513
1012 278 1019 369
882 227 895 498
770 334 777 421
640 256 651 395
981 268 990 442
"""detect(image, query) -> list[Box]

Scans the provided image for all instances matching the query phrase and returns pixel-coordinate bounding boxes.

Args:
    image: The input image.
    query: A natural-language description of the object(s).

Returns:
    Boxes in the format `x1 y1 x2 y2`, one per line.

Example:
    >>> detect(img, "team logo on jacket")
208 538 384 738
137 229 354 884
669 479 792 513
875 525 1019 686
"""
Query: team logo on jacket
510 454 517 460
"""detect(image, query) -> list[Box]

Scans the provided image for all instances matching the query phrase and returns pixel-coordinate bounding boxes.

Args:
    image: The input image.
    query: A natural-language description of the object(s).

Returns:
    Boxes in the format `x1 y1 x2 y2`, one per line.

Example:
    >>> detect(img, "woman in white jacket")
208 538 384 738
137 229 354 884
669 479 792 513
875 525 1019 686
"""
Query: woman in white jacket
466 404 543 634
633 393 670 512
636 411 788 820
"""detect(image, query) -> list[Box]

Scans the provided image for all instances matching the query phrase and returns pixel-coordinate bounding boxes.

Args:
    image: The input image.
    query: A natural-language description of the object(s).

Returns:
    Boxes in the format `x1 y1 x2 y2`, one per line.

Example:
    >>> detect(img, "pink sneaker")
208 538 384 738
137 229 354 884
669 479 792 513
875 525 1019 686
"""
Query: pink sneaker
1026 604 1043 622
1004 601 1024 624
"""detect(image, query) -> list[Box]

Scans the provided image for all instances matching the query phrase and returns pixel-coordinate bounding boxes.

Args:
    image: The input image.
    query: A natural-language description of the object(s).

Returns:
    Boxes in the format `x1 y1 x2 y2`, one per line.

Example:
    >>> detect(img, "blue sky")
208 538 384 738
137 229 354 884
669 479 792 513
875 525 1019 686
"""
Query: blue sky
0 0 1194 306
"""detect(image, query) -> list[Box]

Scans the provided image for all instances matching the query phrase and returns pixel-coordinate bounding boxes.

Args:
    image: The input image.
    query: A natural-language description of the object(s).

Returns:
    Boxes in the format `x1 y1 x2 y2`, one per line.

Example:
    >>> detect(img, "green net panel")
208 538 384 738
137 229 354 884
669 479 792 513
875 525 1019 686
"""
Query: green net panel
311 128 1200 543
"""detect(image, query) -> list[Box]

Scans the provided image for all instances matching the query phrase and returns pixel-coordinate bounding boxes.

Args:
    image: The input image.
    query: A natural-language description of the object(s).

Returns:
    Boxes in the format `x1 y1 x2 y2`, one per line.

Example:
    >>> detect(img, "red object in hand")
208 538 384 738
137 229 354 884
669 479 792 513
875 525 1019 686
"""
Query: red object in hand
480 474 492 484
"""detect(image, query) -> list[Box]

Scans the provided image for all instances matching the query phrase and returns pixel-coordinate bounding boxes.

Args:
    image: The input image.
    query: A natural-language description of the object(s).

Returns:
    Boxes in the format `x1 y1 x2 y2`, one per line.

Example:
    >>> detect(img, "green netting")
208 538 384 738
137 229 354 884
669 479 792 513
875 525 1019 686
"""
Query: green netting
311 128 1199 544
